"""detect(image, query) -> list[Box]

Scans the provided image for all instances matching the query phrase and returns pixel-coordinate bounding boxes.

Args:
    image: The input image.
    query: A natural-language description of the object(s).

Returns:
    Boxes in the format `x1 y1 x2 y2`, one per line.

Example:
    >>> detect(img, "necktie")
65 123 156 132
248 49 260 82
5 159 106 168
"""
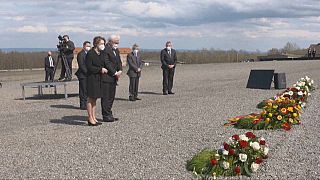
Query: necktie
49 57 53 67
168 50 171 57
113 49 116 56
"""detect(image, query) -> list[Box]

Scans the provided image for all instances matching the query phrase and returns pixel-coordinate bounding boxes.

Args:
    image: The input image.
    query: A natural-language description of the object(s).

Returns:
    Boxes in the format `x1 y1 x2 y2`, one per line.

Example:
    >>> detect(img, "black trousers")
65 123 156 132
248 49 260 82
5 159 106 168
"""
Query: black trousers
129 77 140 97
60 56 73 79
79 78 87 107
162 68 175 93
101 82 116 119
45 68 54 81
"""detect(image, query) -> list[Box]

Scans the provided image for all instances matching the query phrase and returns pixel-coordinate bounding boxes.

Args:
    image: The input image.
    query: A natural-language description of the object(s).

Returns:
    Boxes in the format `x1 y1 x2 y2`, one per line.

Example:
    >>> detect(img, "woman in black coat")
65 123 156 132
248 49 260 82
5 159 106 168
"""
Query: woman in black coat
85 36 108 126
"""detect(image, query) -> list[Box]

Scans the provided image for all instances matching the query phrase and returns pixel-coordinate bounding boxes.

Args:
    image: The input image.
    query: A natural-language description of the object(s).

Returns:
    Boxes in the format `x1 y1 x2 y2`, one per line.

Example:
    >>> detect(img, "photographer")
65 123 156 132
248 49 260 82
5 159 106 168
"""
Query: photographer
58 35 75 81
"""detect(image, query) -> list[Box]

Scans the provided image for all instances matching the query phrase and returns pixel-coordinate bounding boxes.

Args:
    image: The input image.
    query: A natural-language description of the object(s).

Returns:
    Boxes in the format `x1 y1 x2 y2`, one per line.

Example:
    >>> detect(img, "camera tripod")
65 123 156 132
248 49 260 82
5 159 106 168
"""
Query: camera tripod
53 51 72 81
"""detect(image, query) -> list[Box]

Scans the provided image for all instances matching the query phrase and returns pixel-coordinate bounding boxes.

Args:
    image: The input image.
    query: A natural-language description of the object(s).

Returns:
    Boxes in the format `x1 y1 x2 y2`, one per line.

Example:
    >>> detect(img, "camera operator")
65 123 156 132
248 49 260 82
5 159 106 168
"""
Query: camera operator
58 35 75 81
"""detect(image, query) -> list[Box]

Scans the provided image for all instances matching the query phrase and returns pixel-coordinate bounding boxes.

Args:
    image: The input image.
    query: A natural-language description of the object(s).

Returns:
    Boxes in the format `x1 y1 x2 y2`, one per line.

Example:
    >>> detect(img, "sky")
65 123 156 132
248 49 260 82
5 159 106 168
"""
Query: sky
0 0 320 51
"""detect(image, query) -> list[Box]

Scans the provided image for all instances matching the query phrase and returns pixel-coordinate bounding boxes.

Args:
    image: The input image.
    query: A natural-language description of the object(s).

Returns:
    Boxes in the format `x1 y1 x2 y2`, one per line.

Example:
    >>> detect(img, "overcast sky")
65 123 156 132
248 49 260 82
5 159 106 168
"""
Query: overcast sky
0 0 320 51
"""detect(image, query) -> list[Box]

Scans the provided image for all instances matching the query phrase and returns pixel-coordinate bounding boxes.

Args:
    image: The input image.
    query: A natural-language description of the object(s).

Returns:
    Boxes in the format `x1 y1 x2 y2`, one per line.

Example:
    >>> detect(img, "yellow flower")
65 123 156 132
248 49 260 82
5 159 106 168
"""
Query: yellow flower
293 113 298 117
277 115 283 121
267 102 272 107
262 110 267 115
265 118 270 123
273 105 278 109
289 118 294 123
268 113 273 117
297 105 302 110
287 107 294 112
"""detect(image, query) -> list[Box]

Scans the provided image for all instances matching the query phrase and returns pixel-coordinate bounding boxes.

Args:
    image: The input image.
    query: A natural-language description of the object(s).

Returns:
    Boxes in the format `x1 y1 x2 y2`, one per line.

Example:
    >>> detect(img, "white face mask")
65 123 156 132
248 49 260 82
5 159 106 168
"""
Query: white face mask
113 44 118 49
98 44 105 51
133 49 138 54
167 47 171 51
85 46 91 51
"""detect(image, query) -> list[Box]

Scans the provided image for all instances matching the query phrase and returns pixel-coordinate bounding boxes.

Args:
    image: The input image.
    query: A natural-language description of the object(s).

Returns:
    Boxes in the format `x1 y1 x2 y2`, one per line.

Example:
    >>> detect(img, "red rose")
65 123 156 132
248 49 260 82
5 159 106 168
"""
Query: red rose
223 142 230 150
229 149 235 155
239 140 249 148
255 157 263 164
259 140 266 145
234 166 241 174
232 135 240 141
211 159 218 166
245 132 256 139
283 122 291 131
253 119 259 125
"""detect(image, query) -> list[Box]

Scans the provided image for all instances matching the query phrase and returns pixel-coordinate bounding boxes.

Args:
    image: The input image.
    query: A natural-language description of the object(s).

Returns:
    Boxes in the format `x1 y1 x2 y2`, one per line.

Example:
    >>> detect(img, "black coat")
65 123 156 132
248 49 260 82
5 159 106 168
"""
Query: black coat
160 48 177 69
127 52 142 78
62 40 75 59
44 56 55 71
102 45 123 83
85 49 105 98
75 50 88 79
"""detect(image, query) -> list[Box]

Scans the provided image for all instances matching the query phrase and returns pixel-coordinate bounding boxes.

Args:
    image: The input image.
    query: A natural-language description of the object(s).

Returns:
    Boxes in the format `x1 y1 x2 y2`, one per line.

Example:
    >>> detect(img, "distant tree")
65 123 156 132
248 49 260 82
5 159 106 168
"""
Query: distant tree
282 42 300 53
268 48 281 55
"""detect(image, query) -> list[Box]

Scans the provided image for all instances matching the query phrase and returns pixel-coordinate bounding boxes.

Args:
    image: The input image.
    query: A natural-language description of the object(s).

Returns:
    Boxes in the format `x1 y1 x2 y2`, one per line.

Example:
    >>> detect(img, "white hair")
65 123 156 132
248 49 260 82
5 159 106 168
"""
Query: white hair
108 34 120 42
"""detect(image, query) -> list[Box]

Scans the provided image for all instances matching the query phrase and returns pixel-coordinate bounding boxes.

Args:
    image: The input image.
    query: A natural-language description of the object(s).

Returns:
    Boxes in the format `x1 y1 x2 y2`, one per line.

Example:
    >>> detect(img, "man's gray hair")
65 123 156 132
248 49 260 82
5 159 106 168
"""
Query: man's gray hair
108 34 120 42
132 43 139 50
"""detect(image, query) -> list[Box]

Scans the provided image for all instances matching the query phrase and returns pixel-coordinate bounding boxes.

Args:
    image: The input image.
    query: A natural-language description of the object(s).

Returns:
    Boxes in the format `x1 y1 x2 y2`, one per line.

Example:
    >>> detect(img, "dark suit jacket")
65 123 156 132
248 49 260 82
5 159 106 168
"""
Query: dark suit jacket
62 40 75 59
75 50 88 79
160 48 177 69
44 56 55 71
127 52 142 78
102 45 123 83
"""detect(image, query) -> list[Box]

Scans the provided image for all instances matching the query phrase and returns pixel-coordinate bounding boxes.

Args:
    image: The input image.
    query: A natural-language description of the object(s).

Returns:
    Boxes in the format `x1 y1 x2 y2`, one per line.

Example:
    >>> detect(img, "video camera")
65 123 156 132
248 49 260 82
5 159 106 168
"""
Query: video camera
56 35 66 52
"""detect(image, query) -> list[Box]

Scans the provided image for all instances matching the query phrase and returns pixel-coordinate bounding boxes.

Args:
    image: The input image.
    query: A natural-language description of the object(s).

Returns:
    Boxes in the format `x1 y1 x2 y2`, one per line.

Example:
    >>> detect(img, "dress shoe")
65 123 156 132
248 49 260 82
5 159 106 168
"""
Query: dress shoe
102 117 119 122
135 97 141 100
163 92 168 95
58 77 64 81
168 92 175 95
87 120 100 126
129 97 136 101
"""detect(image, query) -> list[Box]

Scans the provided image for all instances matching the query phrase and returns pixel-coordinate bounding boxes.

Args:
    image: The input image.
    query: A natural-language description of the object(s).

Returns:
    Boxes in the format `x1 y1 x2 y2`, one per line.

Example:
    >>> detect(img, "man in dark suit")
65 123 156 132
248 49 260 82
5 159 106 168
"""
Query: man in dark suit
75 41 91 110
127 44 142 101
160 41 177 95
101 35 123 122
58 35 75 81
44 51 55 82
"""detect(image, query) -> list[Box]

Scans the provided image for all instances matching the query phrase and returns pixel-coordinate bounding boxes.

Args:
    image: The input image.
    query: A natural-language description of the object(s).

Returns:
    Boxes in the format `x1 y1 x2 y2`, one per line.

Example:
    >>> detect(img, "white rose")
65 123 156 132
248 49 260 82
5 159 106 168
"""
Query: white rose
239 134 249 141
308 92 311 96
222 161 230 169
296 86 300 90
222 149 229 156
239 153 248 162
288 91 294 96
292 84 296 87
301 102 306 108
250 142 261 151
251 162 260 172
263 147 269 156
215 153 220 160
298 91 303 96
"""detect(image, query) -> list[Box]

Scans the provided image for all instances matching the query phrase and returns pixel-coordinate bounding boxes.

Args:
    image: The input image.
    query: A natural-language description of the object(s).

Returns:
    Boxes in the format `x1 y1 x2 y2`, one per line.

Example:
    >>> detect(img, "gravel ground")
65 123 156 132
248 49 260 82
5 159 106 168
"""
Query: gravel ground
0 60 319 179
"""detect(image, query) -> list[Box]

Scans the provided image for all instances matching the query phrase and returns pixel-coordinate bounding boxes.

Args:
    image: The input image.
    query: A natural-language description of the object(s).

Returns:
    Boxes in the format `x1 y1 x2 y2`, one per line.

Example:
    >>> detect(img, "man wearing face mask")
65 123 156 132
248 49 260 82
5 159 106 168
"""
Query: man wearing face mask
127 44 142 101
100 34 123 122
160 41 177 95
44 51 55 82
75 41 91 110
58 35 75 81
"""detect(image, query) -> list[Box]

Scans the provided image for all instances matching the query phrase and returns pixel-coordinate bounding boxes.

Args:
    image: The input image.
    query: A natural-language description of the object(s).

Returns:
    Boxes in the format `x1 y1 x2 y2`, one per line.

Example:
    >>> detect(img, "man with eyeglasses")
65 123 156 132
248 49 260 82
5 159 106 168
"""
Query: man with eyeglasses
101 34 123 122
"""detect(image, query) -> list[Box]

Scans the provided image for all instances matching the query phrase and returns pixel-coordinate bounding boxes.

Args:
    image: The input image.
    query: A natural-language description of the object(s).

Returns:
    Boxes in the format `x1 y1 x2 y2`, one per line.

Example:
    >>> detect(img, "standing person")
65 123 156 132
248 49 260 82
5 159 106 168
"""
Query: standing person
127 44 142 101
85 36 107 126
58 35 75 81
75 41 91 110
160 41 177 95
312 48 316 59
308 48 312 58
101 34 123 122
44 51 55 82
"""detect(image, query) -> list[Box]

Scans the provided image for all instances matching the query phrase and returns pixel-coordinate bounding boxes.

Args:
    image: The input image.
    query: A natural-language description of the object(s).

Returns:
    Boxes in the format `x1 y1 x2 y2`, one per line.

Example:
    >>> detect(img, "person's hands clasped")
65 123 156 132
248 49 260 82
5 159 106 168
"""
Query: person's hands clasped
101 68 108 74
115 70 122 77
137 68 141 72
168 65 174 69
